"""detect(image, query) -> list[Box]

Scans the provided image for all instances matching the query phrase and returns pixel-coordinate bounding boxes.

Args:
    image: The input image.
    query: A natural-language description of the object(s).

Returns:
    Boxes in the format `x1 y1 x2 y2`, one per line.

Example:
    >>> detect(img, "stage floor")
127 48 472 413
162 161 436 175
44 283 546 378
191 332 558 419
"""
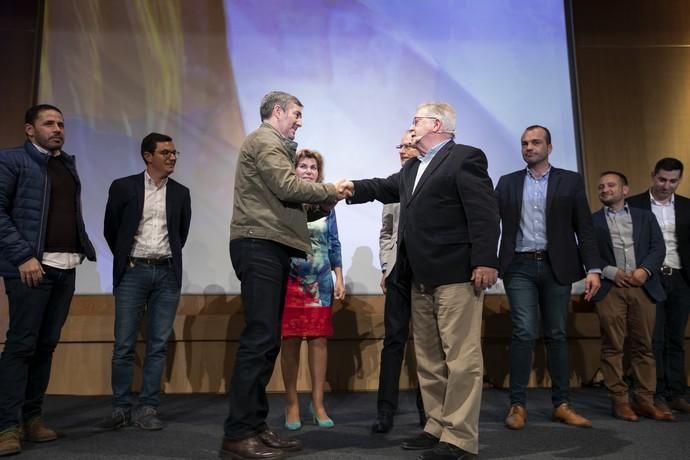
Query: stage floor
13 388 690 459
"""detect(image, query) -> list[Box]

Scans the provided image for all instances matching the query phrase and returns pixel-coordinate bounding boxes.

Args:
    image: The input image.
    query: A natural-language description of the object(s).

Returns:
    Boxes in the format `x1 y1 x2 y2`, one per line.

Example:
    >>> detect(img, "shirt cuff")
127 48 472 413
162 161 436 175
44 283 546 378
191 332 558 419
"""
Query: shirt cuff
602 266 618 281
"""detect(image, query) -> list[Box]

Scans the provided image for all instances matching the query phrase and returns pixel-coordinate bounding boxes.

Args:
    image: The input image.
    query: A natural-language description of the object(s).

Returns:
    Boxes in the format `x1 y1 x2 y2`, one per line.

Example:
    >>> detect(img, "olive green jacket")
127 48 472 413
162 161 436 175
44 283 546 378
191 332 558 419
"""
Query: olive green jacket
230 123 337 255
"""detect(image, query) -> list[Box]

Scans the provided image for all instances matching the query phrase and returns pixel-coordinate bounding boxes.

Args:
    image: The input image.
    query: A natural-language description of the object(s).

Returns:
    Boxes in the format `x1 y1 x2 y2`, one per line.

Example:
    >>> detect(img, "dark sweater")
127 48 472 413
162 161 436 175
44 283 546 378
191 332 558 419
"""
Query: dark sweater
43 155 80 253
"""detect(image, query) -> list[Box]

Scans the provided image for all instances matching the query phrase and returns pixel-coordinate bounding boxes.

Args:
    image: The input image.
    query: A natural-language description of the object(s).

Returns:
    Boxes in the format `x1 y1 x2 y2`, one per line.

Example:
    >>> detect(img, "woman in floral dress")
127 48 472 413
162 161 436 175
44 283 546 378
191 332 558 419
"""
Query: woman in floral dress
281 149 345 429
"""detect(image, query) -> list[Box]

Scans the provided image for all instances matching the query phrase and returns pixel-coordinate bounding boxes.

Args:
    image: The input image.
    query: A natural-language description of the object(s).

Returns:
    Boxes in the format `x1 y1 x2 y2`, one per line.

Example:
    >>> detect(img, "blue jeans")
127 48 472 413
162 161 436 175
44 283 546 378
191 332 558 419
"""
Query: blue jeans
111 263 180 410
655 271 690 400
224 238 291 440
0 266 75 431
503 256 572 407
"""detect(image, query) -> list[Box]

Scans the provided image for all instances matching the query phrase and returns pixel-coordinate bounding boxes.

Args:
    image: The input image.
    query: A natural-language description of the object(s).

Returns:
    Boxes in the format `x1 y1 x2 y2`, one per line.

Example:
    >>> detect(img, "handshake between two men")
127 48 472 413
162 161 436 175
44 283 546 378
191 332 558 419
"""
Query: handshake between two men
324 177 498 293
333 179 354 201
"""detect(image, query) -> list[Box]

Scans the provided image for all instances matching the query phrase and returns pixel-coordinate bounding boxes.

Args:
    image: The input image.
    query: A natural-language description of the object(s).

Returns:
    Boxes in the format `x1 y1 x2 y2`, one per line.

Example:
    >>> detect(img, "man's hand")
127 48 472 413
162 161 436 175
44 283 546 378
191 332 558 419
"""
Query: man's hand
471 266 497 291
18 257 45 288
627 268 648 287
613 269 631 288
380 273 387 294
584 272 601 301
333 179 354 200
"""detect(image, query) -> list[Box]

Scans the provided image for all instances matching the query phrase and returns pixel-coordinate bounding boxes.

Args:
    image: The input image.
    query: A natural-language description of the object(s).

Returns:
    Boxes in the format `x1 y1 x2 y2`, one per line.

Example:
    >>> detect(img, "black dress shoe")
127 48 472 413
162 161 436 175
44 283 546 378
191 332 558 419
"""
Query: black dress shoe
220 435 285 459
371 412 394 433
400 431 440 450
418 442 476 460
258 429 302 452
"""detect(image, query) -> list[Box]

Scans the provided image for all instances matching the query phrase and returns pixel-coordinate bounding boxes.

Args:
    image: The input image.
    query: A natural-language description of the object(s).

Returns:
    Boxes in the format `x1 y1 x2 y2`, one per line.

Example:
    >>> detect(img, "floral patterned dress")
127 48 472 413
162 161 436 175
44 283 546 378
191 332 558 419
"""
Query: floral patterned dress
281 209 342 338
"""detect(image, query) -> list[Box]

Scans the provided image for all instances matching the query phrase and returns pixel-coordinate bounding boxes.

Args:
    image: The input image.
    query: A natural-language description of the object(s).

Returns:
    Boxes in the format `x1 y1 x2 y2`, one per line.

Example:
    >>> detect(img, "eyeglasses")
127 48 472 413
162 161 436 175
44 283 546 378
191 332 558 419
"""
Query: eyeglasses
412 116 438 127
396 143 416 150
155 149 180 158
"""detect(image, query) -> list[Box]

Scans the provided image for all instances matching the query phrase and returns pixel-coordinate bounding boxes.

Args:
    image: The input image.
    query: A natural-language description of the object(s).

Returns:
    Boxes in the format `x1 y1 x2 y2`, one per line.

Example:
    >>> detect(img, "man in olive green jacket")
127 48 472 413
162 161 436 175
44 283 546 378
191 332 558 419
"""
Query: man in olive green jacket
221 91 350 460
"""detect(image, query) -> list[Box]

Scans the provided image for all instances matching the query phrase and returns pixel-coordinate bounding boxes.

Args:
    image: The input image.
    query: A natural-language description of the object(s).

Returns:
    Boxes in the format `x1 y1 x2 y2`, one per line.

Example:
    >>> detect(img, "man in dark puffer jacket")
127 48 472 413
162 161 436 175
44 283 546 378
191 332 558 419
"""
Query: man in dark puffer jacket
0 104 95 457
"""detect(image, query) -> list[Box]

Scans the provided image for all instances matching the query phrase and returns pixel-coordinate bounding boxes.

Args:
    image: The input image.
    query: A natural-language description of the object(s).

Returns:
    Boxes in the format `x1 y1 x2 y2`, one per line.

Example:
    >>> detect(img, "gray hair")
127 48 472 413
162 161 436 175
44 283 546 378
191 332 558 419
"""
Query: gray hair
260 91 303 121
416 102 456 136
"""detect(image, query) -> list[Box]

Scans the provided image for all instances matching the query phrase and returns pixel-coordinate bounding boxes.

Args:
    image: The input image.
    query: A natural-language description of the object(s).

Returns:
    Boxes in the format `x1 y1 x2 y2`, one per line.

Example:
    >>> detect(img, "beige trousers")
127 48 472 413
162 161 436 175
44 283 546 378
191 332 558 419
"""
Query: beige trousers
411 281 484 454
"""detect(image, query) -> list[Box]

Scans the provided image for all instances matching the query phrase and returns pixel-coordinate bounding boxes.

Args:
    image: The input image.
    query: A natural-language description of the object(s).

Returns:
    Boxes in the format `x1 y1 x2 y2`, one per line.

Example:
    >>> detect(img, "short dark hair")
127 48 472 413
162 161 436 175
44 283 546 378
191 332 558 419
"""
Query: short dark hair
24 104 63 125
600 170 628 186
653 157 684 177
259 91 303 121
524 125 551 145
141 132 173 162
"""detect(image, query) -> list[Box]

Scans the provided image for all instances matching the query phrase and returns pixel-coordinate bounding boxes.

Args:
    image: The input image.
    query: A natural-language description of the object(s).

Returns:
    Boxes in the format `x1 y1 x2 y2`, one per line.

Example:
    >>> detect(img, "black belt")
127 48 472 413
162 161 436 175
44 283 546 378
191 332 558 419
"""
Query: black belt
129 256 172 266
515 250 548 261
660 266 677 276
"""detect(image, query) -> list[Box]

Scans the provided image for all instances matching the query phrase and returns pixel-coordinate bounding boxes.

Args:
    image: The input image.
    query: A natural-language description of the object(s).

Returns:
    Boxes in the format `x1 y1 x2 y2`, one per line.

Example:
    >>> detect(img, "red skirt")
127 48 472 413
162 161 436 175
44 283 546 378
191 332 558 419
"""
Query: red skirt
281 277 333 338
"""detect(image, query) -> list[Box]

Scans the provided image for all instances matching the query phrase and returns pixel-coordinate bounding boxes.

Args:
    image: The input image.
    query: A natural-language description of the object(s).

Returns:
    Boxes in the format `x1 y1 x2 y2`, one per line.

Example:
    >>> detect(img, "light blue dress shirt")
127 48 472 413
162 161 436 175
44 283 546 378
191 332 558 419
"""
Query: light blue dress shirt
515 167 550 252
412 139 452 192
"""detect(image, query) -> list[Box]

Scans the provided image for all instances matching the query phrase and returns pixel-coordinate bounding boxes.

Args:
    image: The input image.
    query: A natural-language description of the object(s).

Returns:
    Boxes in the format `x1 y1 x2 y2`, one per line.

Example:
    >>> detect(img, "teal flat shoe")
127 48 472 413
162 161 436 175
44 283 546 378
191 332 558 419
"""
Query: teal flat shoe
309 402 334 428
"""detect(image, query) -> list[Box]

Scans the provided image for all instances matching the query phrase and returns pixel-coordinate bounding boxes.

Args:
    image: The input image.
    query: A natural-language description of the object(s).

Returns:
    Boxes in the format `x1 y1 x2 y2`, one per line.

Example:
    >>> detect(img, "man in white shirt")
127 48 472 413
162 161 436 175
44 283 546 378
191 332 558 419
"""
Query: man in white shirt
104 132 191 430
628 157 690 415
0 104 96 456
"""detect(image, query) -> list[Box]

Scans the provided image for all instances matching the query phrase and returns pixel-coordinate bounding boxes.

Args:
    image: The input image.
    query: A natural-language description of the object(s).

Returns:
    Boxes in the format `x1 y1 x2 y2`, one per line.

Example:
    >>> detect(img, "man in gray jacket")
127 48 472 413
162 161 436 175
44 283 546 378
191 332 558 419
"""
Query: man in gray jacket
221 91 351 460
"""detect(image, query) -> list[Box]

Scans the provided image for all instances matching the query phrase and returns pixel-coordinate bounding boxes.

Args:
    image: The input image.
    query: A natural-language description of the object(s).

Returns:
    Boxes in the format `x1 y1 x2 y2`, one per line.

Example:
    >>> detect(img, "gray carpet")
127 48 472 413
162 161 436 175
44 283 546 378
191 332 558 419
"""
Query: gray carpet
12 389 690 459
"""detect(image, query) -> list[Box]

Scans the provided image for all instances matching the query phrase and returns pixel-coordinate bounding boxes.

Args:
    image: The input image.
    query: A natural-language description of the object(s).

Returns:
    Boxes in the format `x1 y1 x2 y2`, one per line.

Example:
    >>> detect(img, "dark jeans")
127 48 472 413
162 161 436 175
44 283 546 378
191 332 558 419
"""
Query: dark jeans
111 263 180 410
377 264 424 415
224 238 291 440
0 266 75 431
655 271 690 400
503 256 572 407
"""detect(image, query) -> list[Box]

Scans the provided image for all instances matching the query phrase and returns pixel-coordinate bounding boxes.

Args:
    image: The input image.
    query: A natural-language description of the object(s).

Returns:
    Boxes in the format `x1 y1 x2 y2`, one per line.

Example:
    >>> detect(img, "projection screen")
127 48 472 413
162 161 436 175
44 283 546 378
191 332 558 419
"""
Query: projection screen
37 0 580 294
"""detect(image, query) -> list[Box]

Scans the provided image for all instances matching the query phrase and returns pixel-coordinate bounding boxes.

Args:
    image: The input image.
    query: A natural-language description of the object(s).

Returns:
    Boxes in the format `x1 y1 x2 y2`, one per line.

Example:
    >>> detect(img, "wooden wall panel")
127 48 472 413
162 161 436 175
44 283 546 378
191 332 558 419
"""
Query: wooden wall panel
3 294 688 395
0 0 41 147
573 0 690 199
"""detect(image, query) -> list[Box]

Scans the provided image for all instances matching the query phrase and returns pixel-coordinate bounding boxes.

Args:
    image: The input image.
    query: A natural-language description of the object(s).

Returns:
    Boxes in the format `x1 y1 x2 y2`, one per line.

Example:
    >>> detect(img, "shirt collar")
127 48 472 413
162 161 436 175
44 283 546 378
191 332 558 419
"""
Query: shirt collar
649 189 674 206
32 143 60 157
419 139 451 163
525 165 551 180
605 203 629 215
145 170 168 188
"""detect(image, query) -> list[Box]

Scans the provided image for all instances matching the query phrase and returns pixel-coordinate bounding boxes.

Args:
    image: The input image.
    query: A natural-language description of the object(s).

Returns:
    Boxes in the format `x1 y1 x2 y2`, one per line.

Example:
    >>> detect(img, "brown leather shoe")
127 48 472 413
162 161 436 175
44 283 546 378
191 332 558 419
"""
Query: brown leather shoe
670 398 690 414
0 428 21 456
552 403 592 428
611 402 639 422
504 404 526 430
654 398 674 417
220 435 285 459
632 401 675 421
22 417 57 442
257 429 302 452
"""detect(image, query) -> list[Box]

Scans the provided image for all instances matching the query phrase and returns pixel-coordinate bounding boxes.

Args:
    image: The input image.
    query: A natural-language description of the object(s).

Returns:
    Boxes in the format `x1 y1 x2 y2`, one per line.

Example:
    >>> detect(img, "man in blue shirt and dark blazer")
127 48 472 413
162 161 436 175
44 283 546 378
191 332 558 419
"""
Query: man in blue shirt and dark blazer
591 171 671 422
103 132 191 431
496 125 601 430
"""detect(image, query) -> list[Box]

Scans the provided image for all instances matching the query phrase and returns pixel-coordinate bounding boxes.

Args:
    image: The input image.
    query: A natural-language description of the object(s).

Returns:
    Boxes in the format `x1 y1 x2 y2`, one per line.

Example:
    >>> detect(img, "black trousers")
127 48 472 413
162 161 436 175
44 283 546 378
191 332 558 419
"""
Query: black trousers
655 271 690 400
376 263 424 414
224 238 291 440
